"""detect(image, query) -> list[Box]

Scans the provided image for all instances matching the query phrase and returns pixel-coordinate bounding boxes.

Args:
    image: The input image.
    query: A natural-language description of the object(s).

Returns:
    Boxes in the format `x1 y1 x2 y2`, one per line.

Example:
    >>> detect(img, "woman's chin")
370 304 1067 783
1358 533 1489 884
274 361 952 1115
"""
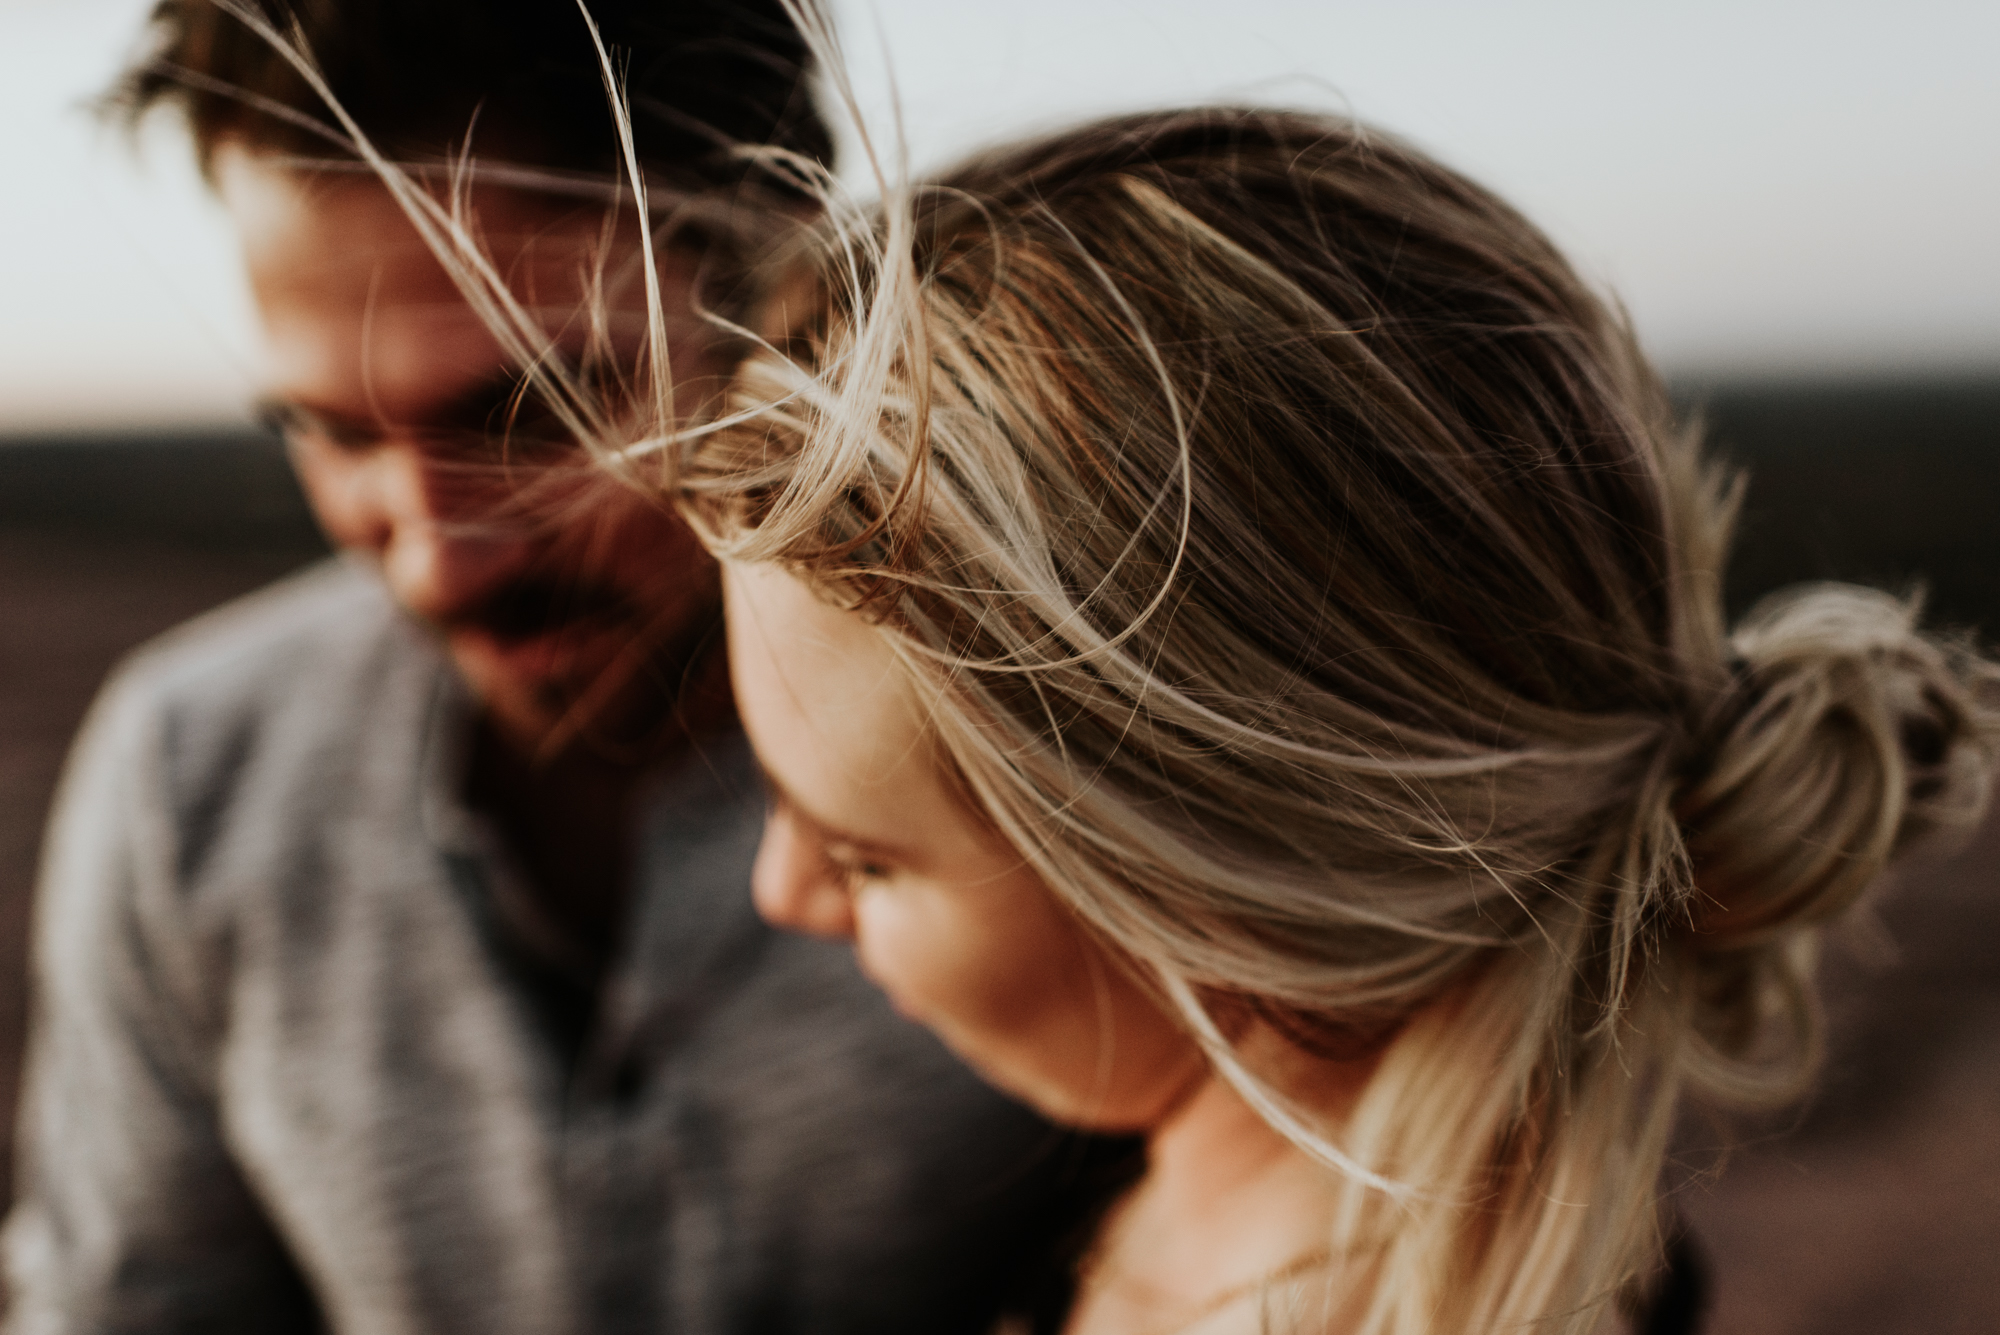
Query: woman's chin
937 1033 1191 1134
869 971 1209 1133
910 1021 1096 1126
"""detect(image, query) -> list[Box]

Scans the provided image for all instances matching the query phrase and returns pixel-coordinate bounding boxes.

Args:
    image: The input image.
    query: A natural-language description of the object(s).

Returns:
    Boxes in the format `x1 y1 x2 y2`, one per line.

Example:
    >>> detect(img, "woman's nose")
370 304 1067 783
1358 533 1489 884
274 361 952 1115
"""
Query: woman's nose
751 811 858 939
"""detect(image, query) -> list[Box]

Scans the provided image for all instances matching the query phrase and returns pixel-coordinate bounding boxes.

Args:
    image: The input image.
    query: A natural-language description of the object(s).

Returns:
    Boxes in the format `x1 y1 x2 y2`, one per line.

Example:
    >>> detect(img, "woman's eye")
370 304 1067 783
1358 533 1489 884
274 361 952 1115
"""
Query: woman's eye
824 847 892 888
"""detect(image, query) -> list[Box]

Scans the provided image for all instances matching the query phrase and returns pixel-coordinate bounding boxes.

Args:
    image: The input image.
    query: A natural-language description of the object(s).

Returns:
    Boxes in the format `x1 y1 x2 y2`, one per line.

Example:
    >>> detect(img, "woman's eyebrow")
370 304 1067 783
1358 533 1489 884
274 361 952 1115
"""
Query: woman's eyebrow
755 765 914 860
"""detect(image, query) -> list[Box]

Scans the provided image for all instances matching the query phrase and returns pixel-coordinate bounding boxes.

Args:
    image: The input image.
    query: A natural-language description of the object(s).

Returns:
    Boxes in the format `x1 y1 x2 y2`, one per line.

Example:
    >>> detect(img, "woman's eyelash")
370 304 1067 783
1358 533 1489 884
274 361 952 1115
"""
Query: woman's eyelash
822 846 891 884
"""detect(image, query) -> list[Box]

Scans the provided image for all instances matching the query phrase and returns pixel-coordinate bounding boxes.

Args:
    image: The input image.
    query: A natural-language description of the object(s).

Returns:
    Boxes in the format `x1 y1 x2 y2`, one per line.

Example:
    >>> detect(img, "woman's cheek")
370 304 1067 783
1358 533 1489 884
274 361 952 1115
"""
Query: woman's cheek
849 888 949 1023
850 882 1012 1034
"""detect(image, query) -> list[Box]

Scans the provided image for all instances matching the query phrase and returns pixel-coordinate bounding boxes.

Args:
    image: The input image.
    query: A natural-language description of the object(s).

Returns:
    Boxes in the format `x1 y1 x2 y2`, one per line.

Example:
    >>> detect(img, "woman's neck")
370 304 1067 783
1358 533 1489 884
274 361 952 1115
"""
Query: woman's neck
1064 1055 1354 1335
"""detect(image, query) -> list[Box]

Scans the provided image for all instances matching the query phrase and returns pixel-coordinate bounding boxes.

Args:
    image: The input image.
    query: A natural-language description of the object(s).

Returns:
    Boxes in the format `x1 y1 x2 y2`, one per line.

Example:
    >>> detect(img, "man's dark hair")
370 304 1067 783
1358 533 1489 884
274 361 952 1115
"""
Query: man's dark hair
114 0 833 188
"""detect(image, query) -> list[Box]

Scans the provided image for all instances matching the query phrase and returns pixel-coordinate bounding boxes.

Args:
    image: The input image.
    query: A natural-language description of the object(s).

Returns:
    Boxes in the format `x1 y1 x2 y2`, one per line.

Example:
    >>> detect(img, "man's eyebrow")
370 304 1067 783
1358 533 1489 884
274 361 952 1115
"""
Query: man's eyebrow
254 371 579 445
425 368 548 433
252 394 379 443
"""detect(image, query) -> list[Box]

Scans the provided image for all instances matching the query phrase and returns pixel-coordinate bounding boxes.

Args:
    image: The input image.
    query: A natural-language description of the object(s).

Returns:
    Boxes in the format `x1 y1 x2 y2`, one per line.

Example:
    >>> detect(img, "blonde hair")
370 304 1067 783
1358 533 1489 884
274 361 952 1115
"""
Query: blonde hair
675 108 2000 1332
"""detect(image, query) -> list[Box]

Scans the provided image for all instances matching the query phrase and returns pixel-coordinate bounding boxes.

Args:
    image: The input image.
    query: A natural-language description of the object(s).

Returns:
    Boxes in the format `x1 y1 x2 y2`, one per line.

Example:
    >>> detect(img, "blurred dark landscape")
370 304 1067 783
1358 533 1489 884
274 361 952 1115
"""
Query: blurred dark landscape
1 375 1997 1331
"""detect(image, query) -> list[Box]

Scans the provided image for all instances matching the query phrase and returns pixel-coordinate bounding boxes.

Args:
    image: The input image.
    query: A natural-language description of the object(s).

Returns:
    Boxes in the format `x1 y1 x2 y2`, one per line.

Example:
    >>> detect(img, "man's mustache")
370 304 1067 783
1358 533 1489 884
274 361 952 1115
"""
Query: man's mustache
446 577 636 642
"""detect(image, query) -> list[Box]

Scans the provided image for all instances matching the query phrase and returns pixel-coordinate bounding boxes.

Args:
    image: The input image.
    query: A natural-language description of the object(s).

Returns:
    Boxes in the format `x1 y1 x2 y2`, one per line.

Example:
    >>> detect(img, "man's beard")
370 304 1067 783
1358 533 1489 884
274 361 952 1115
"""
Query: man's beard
453 575 636 644
447 572 727 758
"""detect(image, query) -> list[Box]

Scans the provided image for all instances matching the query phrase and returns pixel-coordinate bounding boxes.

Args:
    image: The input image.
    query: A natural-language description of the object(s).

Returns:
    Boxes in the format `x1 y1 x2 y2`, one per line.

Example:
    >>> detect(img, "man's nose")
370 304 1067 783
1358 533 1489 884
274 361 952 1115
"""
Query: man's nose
750 811 857 940
331 443 539 624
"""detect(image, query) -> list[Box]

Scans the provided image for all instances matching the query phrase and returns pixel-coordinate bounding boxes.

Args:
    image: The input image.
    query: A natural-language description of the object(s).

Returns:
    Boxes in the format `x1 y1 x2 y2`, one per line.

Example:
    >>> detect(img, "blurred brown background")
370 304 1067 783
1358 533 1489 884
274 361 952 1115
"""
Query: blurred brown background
2 376 1998 1330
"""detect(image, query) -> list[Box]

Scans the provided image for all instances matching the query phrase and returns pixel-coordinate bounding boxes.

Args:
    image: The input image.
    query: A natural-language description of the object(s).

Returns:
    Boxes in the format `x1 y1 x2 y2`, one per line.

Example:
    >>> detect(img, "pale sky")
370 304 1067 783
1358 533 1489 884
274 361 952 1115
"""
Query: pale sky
2 0 1995 433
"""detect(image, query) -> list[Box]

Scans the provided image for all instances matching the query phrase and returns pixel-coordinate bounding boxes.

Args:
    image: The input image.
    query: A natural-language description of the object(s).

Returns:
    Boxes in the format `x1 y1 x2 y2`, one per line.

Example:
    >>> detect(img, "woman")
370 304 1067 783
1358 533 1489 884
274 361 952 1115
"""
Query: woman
669 107 2000 1334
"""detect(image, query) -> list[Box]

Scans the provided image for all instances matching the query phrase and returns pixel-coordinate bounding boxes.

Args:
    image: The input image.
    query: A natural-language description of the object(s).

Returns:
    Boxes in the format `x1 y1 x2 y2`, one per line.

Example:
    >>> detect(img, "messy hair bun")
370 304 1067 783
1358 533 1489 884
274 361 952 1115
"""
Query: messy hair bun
1674 585 2000 1099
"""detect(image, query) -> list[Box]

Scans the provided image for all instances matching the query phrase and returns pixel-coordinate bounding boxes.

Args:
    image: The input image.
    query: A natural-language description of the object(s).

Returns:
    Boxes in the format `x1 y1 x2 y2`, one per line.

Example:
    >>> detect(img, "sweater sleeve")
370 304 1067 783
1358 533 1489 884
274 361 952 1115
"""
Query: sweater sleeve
3 663 324 1335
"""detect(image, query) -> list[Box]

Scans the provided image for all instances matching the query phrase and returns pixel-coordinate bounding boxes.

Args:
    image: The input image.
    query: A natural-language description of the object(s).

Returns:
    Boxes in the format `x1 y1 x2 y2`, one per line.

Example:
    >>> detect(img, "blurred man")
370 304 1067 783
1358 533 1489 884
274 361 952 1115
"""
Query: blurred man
3 4 1114 1332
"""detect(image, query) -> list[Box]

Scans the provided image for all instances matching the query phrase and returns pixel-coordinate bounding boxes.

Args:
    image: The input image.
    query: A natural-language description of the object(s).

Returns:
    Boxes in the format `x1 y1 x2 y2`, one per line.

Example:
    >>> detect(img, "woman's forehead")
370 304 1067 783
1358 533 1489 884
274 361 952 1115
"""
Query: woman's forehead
725 564 940 822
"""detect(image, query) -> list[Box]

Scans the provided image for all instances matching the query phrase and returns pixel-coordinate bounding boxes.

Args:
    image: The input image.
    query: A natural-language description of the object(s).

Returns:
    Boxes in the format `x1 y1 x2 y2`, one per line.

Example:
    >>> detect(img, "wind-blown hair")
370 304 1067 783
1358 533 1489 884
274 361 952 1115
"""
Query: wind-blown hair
113 0 831 191
676 108 2000 1332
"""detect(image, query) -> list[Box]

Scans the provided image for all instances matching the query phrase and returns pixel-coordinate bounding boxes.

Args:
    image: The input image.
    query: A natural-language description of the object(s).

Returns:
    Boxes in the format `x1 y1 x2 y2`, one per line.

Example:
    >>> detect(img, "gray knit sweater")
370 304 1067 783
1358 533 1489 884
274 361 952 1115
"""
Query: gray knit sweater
4 561 1099 1335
